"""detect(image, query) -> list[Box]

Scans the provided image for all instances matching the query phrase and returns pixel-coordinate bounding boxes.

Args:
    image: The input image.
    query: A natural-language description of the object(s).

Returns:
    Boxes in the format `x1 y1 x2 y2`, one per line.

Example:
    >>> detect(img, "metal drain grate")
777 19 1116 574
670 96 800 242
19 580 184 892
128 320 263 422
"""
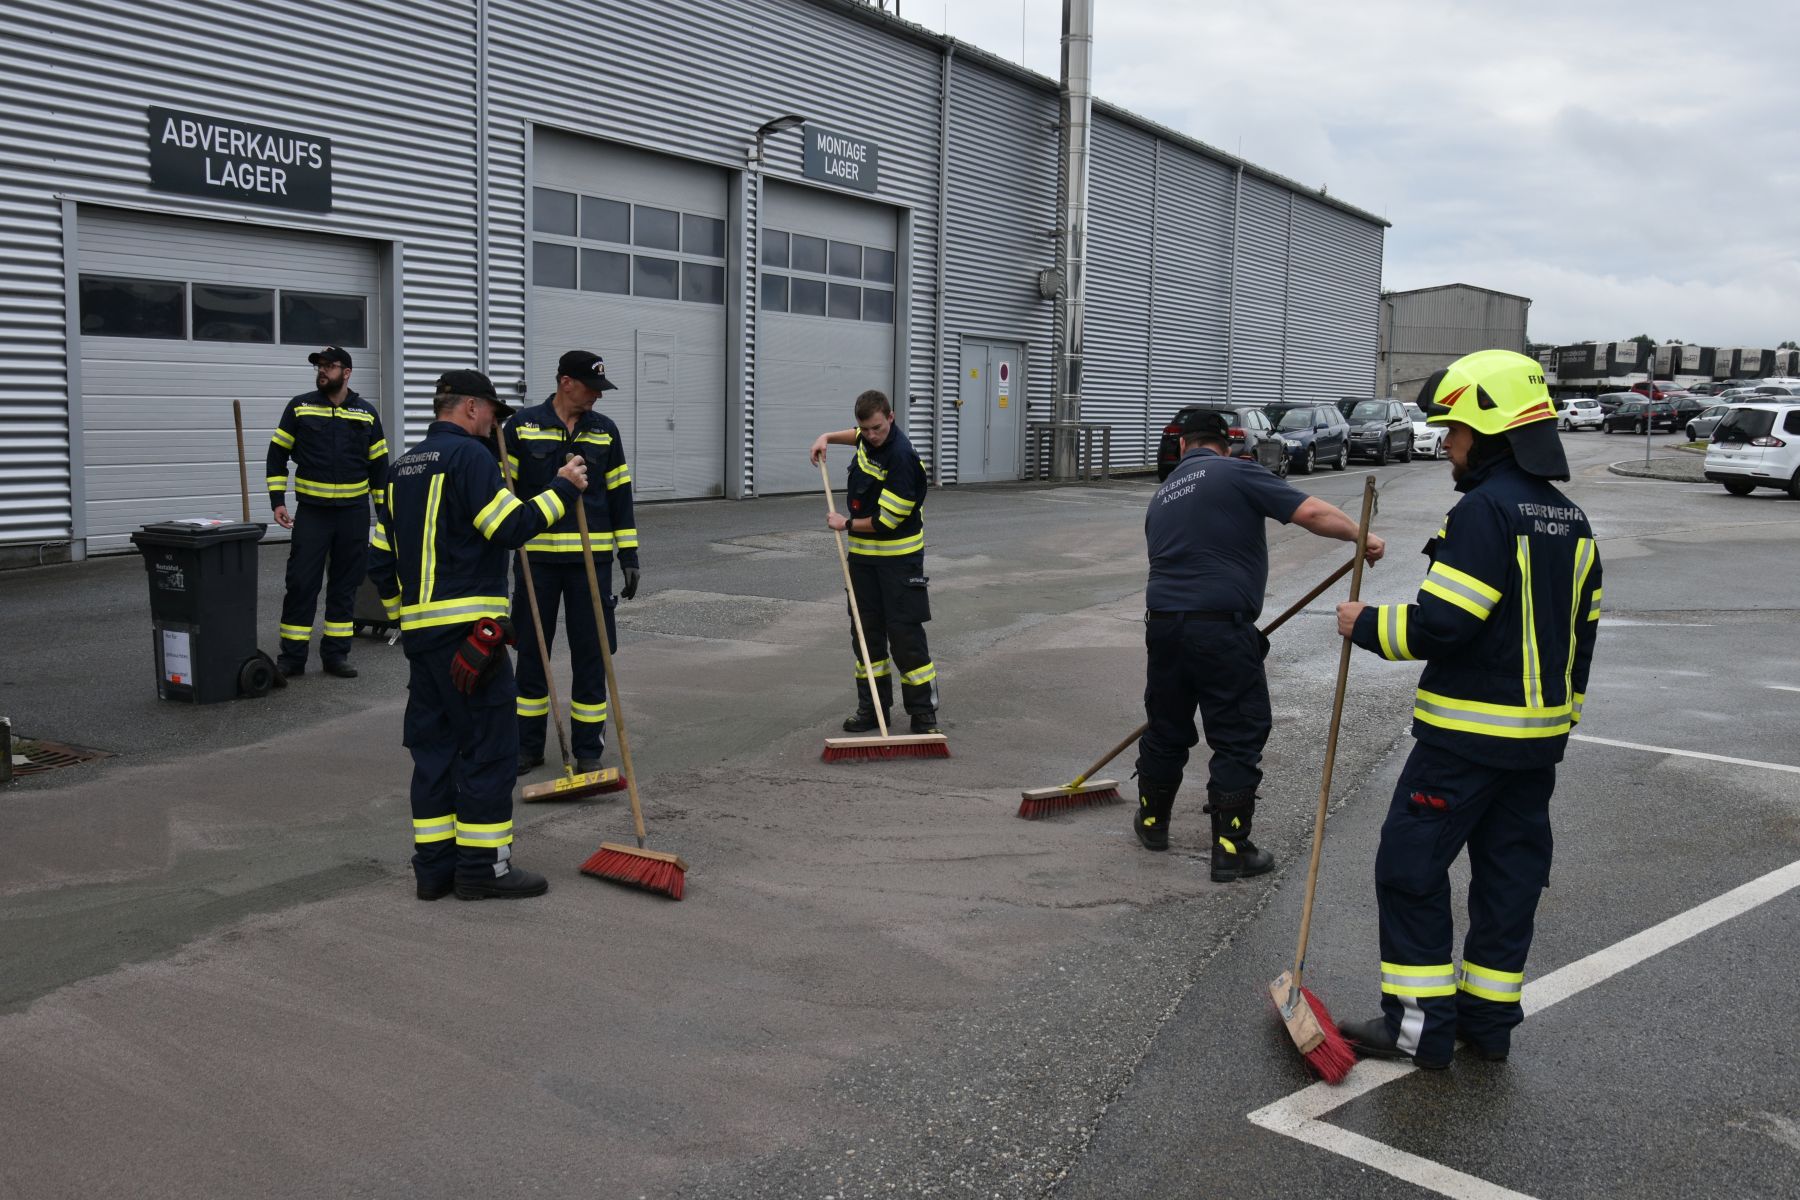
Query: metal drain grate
9 738 113 779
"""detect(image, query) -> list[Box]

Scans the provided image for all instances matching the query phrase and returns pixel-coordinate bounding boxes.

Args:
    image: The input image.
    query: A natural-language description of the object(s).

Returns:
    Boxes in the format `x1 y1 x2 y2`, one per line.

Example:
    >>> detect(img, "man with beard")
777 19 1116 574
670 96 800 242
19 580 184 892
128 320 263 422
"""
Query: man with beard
1335 349 1602 1069
266 345 389 678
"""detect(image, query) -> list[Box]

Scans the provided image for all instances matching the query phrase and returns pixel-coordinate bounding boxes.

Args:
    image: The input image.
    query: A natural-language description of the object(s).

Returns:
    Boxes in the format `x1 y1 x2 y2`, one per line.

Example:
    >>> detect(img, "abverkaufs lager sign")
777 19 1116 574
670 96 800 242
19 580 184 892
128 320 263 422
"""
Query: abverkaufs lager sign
147 105 332 212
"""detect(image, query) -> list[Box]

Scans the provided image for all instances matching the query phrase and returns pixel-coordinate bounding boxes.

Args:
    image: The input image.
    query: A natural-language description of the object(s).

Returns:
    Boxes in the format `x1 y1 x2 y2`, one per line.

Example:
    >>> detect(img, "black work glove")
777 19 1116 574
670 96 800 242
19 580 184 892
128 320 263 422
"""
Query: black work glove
1257 627 1271 661
450 617 510 695
620 566 641 601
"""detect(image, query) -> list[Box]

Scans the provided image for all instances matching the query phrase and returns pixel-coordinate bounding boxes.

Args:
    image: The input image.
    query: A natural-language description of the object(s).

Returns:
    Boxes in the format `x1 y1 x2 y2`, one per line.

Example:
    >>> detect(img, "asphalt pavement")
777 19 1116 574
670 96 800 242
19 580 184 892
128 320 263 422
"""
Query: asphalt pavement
1 429 1796 1199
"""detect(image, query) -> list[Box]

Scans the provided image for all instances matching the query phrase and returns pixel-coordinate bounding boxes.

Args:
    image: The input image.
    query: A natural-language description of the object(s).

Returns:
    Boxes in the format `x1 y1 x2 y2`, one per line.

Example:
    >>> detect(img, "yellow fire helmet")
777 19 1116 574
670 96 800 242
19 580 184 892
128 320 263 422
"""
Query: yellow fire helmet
1417 349 1569 480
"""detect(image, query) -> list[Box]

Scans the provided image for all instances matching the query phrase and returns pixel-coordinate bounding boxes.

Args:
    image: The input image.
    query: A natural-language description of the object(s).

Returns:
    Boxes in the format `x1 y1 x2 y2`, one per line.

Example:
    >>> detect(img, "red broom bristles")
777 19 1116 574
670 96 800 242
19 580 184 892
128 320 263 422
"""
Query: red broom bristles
1297 986 1356 1083
1016 786 1123 819
579 847 685 900
821 743 951 762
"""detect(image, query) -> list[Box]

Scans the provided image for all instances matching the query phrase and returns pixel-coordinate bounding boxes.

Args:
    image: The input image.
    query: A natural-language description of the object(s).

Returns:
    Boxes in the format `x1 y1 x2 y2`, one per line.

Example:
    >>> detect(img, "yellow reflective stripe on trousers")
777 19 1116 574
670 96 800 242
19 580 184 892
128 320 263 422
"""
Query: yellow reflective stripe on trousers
397 596 509 631
848 531 924 557
531 489 565 524
412 814 455 844
1420 561 1501 620
454 819 513 847
1413 687 1571 739
294 476 370 499
323 621 354 638
853 657 892 679
525 530 612 554
1517 536 1543 708
474 488 525 539
900 662 937 686
279 623 312 641
516 694 551 718
1376 603 1417 661
1380 961 1458 998
570 699 608 724
1457 960 1525 1003
271 428 296 450
420 475 443 603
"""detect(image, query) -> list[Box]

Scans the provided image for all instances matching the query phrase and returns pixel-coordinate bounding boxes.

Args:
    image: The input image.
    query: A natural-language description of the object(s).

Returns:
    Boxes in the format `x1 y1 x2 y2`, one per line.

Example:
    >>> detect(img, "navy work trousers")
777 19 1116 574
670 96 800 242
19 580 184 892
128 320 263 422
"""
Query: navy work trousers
403 638 520 890
513 557 616 762
847 554 937 717
1134 614 1270 796
1375 740 1556 1064
278 501 368 666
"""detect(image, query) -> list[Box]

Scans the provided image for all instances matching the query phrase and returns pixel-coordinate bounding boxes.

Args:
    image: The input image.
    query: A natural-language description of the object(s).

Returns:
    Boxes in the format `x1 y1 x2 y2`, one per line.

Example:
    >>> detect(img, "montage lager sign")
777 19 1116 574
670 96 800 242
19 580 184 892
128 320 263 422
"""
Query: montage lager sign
802 124 879 194
148 105 333 212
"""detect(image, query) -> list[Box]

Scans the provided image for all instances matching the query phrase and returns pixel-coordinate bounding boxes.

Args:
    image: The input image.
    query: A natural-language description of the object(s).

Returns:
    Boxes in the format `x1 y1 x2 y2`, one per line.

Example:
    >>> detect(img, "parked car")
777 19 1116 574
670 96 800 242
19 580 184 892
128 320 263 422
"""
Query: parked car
1263 402 1351 473
1751 384 1800 397
1344 398 1413 464
1704 402 1800 497
1668 395 1711 426
1686 404 1734 441
1156 402 1289 480
1630 379 1682 401
1596 392 1637 413
1403 402 1448 457
1602 398 1677 434
1557 398 1604 431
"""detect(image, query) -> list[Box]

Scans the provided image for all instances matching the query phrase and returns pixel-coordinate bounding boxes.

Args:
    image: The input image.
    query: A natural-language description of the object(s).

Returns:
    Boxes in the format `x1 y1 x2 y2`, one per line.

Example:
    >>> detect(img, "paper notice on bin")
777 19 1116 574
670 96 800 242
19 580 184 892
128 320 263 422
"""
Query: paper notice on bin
170 518 228 527
162 629 193 685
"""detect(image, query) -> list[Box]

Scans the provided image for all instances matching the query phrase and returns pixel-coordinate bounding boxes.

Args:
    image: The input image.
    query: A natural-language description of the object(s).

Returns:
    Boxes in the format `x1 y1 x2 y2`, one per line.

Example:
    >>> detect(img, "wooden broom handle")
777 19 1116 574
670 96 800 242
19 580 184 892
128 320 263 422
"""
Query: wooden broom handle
1067 555 1358 787
819 457 889 739
232 399 250 523
574 491 646 847
500 433 575 773
1291 474 1378 989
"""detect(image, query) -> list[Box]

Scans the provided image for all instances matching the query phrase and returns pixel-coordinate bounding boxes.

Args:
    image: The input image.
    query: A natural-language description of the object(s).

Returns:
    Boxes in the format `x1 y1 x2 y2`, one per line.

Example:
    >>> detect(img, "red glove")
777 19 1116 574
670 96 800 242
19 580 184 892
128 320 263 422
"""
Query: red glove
450 617 511 695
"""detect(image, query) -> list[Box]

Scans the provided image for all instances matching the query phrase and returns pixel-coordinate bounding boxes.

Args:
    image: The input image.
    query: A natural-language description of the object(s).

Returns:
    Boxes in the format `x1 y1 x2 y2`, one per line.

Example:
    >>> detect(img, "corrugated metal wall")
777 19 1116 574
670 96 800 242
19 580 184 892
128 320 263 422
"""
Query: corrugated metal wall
0 0 480 545
940 55 1059 484
1286 195 1384 399
1081 116 1160 464
1225 176 1294 407
485 0 944 492
1147 148 1236 443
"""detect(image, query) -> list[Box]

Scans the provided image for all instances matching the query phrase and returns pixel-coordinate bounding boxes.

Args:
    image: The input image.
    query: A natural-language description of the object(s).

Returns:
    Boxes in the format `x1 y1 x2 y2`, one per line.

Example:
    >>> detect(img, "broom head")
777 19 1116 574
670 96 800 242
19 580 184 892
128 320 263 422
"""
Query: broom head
821 732 950 762
579 842 687 900
1269 970 1356 1083
1017 778 1123 819
521 766 626 803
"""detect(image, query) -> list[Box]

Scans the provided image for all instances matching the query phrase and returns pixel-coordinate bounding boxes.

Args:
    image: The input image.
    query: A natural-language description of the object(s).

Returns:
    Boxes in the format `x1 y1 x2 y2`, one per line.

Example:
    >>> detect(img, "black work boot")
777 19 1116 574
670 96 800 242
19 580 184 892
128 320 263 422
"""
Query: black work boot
1340 1016 1450 1070
1205 786 1275 882
516 753 545 777
842 705 887 733
909 711 942 735
455 861 550 901
1133 785 1177 851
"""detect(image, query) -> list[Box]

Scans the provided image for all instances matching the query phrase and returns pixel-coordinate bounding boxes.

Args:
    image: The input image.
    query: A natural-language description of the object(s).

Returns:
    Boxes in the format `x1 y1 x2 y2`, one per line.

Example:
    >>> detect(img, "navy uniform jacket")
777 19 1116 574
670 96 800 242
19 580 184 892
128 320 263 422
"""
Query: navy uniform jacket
266 389 389 510
1351 456 1602 768
1144 447 1307 617
368 421 579 650
845 425 927 559
501 400 638 567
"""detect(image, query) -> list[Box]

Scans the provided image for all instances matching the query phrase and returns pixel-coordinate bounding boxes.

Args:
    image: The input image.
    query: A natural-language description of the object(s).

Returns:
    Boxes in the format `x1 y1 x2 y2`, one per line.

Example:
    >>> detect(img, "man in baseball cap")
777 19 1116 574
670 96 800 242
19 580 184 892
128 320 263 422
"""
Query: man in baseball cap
307 345 353 369
555 349 619 393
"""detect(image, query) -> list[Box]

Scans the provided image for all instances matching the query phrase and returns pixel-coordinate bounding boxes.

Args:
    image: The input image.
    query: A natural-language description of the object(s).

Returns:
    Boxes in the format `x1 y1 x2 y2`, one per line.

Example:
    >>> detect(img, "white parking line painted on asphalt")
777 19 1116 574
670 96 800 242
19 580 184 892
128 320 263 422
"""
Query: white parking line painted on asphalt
1765 684 1800 694
1248 856 1800 1200
1598 618 1716 627
1570 734 1800 776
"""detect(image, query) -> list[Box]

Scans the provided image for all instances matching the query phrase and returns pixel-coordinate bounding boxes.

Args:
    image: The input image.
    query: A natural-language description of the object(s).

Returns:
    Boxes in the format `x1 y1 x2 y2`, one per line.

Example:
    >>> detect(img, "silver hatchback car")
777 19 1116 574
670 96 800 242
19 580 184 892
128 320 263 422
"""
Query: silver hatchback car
1686 404 1734 441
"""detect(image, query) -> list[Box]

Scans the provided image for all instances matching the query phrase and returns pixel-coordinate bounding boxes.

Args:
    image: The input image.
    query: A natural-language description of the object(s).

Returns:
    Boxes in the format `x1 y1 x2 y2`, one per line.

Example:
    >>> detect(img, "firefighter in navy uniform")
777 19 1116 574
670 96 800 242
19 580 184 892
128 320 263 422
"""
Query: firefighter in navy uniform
1335 349 1602 1068
368 370 588 901
1136 408 1383 878
503 350 640 776
809 389 940 734
267 345 389 678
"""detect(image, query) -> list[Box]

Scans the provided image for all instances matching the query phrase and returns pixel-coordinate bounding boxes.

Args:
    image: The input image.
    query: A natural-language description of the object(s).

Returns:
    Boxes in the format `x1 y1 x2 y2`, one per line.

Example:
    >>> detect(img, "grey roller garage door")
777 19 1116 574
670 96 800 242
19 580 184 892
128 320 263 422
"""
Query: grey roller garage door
76 208 384 554
529 129 728 501
755 181 898 496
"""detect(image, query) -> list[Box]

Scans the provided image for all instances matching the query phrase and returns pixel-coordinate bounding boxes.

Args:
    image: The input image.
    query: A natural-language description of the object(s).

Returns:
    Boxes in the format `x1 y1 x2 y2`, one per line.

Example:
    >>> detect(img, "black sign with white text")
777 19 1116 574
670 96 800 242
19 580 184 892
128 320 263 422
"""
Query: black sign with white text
801 124 879 194
147 106 332 212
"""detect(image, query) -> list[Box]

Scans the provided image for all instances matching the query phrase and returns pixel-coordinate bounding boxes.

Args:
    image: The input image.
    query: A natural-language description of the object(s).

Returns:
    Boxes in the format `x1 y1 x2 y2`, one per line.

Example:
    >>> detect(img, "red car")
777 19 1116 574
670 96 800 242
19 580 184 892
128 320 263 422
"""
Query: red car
1630 379 1682 401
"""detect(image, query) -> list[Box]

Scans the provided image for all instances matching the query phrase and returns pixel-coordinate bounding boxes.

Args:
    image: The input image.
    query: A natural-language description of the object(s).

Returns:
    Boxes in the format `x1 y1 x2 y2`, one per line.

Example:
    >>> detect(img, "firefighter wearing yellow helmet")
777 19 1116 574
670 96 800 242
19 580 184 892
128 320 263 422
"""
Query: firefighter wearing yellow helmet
1332 349 1602 1069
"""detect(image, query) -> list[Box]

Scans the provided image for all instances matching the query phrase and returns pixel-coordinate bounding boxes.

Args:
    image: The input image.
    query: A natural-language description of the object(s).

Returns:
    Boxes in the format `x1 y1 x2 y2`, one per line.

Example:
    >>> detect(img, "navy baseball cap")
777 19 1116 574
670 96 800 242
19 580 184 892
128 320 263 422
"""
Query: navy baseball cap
1175 408 1231 440
435 369 514 418
308 345 353 368
557 349 619 392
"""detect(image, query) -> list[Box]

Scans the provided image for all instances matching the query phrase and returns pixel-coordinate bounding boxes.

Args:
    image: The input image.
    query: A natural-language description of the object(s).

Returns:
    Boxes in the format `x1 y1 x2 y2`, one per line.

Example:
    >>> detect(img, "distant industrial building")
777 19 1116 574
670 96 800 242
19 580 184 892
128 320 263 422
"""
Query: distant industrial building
1536 343 1800 395
1378 283 1530 401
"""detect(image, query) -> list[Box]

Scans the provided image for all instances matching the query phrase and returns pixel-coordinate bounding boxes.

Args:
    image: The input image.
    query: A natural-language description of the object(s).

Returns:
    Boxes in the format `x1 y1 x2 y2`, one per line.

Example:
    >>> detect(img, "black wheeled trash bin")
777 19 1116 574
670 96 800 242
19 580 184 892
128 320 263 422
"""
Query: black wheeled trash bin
130 520 276 703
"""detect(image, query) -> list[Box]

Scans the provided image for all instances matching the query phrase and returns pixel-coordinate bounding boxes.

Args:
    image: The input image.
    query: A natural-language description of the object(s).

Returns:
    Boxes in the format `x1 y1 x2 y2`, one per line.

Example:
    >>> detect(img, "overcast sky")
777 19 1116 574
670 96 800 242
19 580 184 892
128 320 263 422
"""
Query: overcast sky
919 0 1799 348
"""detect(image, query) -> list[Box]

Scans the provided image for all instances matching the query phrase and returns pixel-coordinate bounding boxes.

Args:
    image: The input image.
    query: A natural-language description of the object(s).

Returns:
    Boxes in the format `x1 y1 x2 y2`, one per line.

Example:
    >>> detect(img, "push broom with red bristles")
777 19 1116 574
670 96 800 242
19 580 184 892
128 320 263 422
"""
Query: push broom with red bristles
1018 556 1360 819
1268 474 1379 1084
568 492 687 900
817 458 949 764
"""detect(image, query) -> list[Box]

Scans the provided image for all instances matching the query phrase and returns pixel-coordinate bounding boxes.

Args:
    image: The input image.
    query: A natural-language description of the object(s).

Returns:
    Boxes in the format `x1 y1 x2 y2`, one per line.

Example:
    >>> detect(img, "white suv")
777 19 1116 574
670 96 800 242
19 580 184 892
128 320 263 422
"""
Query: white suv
1704 402 1800 497
1558 398 1603 431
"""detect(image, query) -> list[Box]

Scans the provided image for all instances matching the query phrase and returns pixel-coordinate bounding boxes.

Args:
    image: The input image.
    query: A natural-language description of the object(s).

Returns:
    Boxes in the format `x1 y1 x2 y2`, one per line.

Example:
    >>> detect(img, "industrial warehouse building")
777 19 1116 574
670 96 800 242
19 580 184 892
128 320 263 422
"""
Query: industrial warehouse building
1 0 1386 560
1378 283 1530 402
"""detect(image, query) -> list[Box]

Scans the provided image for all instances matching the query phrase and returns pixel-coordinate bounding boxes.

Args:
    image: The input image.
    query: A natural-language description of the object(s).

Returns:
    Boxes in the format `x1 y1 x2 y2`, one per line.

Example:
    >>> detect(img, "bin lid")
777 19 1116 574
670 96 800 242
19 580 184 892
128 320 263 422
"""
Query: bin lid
131 520 268 548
